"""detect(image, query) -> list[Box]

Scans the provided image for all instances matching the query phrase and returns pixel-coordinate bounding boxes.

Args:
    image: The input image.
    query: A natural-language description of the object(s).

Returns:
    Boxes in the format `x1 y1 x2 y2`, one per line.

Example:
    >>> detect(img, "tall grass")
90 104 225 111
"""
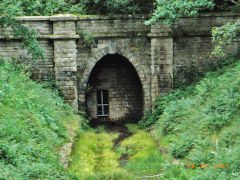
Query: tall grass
120 125 164 177
147 57 240 179
69 124 165 179
0 59 82 179
68 127 133 180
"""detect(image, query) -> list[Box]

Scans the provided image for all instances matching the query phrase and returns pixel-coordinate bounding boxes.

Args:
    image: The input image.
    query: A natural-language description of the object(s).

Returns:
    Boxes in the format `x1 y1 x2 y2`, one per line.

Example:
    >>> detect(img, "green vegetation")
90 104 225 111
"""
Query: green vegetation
142 57 240 179
145 0 240 57
68 127 123 179
0 1 240 180
2 51 240 180
212 19 240 57
0 0 153 16
77 29 96 51
119 125 164 177
0 17 45 61
145 0 215 25
0 59 83 179
69 124 163 179
146 0 239 25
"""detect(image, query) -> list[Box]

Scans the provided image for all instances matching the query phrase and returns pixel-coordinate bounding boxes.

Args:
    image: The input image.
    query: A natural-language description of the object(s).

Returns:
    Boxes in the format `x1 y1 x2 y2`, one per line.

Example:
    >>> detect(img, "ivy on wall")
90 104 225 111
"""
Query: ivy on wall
0 16 45 61
0 0 48 61
212 19 240 57
77 29 96 51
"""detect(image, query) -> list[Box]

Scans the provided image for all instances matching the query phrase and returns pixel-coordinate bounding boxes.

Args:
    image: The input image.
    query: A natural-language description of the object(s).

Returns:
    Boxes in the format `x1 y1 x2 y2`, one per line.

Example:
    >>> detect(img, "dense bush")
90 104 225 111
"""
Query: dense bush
0 0 154 16
145 0 215 25
140 56 239 130
0 59 82 179
148 57 240 179
212 19 240 57
139 86 195 129
154 57 240 135
169 133 194 159
84 0 154 15
0 0 65 16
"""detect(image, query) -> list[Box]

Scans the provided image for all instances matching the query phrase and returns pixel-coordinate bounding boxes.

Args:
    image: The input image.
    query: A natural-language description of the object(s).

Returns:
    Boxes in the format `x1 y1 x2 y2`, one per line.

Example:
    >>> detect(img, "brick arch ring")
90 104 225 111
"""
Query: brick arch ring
78 46 150 111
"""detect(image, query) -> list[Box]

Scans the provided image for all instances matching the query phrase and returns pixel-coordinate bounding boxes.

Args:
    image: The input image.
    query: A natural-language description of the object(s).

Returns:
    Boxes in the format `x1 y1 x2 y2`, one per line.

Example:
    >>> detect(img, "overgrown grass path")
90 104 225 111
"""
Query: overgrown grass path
68 123 164 179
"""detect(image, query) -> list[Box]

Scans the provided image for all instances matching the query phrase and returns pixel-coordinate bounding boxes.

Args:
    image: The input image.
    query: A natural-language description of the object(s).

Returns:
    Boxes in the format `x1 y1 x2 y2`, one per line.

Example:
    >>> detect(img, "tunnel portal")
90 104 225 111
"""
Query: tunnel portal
86 54 143 122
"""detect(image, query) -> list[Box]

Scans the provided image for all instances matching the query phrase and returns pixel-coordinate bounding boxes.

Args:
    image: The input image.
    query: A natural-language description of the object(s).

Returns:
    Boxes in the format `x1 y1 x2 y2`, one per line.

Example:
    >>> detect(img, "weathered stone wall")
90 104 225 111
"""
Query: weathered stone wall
172 13 240 85
0 39 54 82
76 15 151 113
0 13 239 121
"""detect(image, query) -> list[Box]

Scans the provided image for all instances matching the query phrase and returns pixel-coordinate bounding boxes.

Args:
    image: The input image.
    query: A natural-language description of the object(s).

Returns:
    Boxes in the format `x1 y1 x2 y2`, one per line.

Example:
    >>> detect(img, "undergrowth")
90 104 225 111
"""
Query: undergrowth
139 56 240 129
143 57 240 179
68 127 131 180
0 59 83 179
119 124 164 177
68 124 164 179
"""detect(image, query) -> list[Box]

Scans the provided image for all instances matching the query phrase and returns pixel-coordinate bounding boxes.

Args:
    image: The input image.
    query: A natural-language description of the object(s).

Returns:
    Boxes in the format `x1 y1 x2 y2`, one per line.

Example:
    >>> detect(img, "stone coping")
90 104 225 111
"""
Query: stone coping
50 14 78 21
16 16 50 21
13 12 240 22
76 14 149 20
14 14 149 21
0 34 80 40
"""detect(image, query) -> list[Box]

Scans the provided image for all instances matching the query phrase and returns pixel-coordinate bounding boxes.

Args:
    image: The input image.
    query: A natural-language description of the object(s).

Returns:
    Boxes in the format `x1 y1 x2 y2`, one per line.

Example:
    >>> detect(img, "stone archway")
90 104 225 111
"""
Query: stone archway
85 54 143 122
78 46 151 114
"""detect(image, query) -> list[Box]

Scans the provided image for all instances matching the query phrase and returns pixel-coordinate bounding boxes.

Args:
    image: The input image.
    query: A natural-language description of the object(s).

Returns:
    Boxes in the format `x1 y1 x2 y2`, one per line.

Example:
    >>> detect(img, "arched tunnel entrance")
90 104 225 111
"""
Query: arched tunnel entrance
86 54 143 122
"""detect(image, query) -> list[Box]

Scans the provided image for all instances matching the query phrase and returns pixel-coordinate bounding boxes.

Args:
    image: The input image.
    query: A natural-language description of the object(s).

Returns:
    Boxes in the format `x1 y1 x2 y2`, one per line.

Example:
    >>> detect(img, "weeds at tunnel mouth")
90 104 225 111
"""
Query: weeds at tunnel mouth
68 123 164 179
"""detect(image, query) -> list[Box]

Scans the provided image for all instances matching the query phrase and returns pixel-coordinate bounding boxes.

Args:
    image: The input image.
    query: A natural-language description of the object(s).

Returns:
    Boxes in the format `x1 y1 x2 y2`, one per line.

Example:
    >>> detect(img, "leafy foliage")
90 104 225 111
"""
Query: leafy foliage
0 0 65 16
0 17 45 61
67 0 153 15
140 56 239 130
169 133 194 159
139 86 195 129
77 30 96 51
0 60 82 179
148 57 240 179
0 1 48 61
212 19 240 57
144 0 240 57
145 0 215 25
0 0 153 16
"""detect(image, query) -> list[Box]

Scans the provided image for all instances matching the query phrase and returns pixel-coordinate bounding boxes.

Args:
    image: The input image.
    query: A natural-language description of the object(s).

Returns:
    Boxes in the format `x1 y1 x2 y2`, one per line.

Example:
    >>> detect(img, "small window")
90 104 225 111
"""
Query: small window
97 90 109 117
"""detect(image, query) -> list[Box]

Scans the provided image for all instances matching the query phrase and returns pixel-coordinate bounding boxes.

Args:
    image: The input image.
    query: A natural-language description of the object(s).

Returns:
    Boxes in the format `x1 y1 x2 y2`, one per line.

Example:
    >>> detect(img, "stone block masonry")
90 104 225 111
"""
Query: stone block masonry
0 13 239 121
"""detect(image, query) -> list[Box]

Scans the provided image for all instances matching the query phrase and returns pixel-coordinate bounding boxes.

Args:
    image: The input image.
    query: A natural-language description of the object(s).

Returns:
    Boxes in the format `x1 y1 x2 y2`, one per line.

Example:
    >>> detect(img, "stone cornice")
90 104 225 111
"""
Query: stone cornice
50 14 78 21
16 16 50 21
0 34 80 40
13 12 240 22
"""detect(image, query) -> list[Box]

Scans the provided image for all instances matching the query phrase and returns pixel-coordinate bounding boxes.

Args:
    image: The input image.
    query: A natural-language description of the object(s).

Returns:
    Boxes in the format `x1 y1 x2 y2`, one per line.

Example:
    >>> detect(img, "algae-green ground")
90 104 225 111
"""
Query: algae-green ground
68 124 164 179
